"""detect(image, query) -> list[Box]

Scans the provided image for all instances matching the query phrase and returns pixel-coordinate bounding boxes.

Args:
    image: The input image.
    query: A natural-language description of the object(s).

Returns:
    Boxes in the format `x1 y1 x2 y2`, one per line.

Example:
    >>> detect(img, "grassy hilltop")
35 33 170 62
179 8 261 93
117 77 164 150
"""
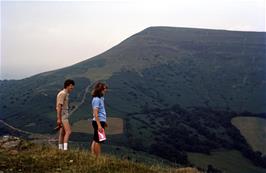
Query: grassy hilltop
0 137 201 173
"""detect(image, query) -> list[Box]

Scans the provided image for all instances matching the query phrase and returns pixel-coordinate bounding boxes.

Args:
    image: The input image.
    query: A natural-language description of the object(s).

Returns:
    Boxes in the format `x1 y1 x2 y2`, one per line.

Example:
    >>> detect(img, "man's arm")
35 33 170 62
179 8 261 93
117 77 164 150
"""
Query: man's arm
57 104 63 126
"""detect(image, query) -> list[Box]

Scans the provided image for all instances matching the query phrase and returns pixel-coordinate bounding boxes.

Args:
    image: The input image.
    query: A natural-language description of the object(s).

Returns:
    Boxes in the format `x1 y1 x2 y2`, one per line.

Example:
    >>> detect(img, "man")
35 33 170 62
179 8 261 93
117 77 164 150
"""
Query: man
56 79 75 150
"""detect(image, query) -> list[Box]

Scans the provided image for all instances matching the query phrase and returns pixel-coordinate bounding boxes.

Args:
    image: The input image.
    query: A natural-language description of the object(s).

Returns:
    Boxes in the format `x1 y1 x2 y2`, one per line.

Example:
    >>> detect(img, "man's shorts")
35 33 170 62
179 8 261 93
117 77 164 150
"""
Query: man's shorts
92 121 106 143
62 110 70 123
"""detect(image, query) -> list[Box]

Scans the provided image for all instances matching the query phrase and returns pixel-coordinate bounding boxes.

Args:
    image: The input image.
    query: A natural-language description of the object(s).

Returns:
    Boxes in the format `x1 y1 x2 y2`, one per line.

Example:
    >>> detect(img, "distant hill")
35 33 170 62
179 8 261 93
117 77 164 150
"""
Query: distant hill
1 27 266 169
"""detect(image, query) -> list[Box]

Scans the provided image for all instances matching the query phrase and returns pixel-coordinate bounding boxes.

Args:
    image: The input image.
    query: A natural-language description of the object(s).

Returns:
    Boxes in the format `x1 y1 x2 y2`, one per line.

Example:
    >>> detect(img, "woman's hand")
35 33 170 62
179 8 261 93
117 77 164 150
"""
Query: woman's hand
98 125 103 132
105 123 108 128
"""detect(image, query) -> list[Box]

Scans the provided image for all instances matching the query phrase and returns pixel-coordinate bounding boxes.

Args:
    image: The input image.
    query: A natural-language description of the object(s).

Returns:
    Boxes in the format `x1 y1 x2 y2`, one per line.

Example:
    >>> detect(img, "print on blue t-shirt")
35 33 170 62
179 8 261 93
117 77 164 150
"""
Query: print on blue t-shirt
92 97 106 122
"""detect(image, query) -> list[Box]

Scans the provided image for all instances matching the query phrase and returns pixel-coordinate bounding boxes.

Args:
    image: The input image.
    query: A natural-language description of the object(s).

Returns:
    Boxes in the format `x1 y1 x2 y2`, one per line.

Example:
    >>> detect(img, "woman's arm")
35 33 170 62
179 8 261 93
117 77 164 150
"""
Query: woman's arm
93 108 103 131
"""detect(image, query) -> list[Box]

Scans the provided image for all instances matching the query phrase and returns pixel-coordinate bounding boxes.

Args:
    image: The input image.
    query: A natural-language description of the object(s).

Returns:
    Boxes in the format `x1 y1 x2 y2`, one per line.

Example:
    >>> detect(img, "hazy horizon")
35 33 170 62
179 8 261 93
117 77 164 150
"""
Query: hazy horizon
1 0 265 80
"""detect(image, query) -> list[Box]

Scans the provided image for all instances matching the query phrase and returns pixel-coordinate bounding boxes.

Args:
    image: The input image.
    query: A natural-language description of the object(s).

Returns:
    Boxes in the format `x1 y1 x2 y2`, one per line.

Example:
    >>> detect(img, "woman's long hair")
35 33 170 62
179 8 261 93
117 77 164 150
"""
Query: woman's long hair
91 82 108 98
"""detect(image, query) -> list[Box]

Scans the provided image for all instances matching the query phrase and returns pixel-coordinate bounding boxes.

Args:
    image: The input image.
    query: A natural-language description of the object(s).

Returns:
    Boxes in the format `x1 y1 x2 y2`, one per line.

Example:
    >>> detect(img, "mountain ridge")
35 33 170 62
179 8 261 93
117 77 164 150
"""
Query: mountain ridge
6 26 264 81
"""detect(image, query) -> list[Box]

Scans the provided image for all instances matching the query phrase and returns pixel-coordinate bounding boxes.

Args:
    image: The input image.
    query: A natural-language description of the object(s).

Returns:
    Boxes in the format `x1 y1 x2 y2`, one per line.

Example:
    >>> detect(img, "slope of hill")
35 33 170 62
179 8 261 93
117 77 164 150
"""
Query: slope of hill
0 136 202 173
1 27 265 126
1 26 266 170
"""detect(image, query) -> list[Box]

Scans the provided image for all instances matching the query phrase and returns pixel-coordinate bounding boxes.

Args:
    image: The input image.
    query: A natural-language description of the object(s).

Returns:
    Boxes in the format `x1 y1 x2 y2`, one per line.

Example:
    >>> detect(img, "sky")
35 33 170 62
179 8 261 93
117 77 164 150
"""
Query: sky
1 0 265 80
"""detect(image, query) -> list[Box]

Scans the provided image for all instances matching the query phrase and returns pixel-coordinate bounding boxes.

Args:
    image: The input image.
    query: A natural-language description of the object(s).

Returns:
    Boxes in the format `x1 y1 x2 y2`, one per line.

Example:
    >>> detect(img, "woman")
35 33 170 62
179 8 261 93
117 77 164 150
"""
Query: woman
90 82 108 158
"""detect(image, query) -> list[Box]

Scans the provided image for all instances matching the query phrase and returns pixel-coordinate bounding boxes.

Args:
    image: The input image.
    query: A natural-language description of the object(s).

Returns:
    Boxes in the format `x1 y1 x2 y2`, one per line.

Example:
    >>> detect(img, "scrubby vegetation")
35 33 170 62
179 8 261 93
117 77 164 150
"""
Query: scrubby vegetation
0 137 201 173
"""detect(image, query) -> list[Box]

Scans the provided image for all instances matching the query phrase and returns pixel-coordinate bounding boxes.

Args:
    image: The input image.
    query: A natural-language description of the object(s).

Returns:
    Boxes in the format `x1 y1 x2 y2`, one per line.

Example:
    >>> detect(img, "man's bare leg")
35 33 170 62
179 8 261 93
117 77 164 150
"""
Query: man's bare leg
62 120 72 150
58 128 65 150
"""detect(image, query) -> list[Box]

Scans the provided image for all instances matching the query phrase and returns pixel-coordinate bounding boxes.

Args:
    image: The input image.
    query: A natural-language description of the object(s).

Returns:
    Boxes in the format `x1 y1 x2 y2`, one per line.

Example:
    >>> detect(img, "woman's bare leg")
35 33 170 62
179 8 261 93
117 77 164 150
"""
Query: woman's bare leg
94 142 101 158
91 141 95 155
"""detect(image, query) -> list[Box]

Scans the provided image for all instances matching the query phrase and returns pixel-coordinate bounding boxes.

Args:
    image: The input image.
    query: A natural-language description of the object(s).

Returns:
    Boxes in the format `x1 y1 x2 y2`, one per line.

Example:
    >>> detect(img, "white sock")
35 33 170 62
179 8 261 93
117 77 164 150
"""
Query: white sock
63 143 68 150
58 144 63 150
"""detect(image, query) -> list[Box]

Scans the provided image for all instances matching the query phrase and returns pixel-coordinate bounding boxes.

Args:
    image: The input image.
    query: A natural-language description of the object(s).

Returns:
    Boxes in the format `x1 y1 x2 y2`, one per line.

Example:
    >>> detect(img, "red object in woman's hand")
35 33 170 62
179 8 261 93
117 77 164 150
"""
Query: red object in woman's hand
98 128 106 141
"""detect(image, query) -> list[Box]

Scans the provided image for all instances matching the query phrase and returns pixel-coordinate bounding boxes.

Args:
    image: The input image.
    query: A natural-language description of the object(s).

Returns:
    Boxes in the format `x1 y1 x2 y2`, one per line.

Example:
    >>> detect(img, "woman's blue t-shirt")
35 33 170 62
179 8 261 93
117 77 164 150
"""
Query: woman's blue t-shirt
92 97 106 122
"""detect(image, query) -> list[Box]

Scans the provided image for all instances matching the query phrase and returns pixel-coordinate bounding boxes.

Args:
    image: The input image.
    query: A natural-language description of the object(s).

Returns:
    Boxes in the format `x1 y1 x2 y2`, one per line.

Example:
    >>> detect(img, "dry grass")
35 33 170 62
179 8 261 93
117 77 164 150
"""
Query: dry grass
0 143 201 173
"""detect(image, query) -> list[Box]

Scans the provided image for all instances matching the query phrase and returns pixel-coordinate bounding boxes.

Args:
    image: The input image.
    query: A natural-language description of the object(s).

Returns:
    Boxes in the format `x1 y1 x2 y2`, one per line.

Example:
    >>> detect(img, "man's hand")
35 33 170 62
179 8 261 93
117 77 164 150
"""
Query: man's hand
57 118 62 126
104 123 108 128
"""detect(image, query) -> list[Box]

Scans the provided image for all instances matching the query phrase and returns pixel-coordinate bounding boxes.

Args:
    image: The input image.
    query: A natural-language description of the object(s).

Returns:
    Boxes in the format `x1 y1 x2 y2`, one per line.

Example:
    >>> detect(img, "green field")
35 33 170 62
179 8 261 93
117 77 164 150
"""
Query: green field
188 150 266 173
231 116 266 154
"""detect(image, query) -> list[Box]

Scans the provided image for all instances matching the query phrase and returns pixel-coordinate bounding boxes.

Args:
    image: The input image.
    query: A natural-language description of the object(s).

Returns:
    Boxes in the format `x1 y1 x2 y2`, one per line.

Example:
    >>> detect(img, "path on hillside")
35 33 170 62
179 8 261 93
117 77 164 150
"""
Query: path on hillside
0 120 34 135
0 83 93 142
69 83 93 116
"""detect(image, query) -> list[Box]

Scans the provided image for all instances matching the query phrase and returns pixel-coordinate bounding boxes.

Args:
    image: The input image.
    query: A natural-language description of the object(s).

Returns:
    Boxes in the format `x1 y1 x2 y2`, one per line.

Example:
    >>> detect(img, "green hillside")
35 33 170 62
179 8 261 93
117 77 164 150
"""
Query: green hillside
1 27 266 170
1 27 266 130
